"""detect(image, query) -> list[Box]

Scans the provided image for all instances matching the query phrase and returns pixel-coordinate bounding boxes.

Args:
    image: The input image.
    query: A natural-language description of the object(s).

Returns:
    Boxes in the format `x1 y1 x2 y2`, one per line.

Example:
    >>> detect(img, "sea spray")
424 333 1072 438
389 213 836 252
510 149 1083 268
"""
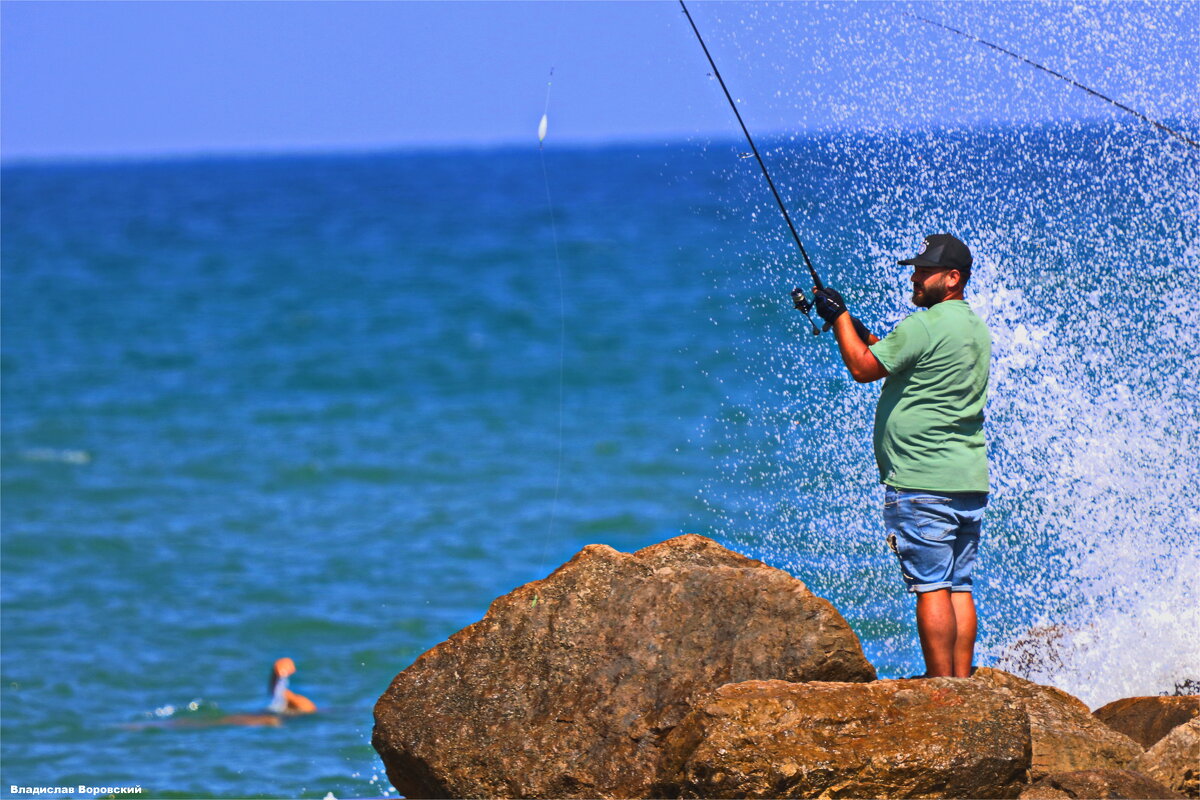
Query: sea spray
697 4 1198 705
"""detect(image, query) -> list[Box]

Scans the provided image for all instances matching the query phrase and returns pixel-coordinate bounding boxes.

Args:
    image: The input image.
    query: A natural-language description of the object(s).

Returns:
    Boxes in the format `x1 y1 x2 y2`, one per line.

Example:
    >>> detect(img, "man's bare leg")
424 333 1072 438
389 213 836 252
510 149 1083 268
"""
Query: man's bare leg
915 589 956 677
950 591 976 677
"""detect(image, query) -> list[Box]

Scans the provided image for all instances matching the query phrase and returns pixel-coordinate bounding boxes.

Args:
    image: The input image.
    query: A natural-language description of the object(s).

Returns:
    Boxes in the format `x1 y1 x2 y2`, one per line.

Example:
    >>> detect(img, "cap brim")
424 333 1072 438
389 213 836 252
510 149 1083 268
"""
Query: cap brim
898 256 948 267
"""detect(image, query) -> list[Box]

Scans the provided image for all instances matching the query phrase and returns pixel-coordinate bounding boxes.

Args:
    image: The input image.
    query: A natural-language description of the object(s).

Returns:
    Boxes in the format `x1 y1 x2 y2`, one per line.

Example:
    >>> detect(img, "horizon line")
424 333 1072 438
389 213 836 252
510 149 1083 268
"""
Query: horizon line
3 113 1191 170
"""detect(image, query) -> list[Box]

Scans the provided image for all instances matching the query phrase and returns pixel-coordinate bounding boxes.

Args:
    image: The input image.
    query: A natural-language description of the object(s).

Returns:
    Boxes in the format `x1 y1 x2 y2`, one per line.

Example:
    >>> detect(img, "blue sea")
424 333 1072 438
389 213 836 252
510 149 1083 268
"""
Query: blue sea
3 120 1198 798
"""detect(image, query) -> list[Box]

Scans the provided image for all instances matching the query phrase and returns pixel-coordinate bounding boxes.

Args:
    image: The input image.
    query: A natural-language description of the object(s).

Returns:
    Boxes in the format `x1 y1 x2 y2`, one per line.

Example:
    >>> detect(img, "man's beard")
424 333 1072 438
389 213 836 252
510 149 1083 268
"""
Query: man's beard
913 278 949 308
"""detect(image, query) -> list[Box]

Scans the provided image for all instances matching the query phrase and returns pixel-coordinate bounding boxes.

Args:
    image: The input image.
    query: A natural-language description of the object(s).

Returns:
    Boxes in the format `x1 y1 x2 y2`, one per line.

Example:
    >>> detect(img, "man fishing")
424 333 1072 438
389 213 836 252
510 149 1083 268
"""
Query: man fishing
811 234 991 679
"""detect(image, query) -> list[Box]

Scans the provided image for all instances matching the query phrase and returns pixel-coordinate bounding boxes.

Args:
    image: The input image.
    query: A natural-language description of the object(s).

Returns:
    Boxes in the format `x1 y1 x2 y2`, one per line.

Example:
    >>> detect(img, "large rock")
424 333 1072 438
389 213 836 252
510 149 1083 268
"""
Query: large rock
1129 718 1200 798
973 668 1144 779
1018 769 1185 799
656 678 1032 799
372 534 875 799
1094 696 1200 749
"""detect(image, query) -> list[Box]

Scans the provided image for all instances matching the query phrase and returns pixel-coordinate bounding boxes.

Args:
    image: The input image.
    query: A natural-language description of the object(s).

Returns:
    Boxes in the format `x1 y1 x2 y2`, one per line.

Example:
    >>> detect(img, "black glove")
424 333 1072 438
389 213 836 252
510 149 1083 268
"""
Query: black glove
815 287 873 343
813 287 848 328
849 315 872 344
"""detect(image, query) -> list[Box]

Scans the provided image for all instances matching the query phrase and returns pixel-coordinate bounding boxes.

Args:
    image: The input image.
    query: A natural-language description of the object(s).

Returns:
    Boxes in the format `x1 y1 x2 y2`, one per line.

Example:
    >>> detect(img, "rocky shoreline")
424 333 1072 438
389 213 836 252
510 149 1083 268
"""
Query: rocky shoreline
373 535 1199 799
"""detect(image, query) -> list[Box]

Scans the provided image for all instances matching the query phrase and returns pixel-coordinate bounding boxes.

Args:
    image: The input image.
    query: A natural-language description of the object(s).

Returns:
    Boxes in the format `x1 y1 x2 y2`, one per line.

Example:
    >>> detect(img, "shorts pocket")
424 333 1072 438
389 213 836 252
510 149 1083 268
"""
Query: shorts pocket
902 500 955 542
885 533 916 581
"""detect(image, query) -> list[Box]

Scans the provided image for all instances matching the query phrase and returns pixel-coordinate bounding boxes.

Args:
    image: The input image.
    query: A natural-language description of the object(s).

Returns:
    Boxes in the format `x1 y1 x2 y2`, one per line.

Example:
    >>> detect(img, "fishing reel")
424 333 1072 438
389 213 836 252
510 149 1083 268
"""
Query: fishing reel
791 288 822 336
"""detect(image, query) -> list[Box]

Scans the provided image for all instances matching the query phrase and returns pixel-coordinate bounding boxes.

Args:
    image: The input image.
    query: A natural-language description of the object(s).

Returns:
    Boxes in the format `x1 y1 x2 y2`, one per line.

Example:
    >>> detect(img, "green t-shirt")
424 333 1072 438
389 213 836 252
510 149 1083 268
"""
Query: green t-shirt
868 299 991 493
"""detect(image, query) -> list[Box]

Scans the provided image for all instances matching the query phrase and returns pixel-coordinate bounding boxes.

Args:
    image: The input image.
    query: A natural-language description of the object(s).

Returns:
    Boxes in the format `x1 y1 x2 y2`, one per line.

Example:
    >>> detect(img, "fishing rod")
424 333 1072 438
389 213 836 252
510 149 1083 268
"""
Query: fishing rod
905 12 1198 150
678 0 825 335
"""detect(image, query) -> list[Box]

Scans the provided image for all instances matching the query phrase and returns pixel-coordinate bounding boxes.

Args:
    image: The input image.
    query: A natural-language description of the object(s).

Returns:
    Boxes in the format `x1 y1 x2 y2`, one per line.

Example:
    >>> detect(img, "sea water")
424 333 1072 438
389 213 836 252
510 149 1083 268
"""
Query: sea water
2 120 1197 797
704 121 1200 697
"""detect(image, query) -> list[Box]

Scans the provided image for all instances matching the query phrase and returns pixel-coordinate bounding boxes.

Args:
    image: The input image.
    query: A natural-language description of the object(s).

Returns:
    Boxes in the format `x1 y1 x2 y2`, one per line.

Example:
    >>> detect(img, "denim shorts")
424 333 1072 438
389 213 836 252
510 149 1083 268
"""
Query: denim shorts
884 486 988 594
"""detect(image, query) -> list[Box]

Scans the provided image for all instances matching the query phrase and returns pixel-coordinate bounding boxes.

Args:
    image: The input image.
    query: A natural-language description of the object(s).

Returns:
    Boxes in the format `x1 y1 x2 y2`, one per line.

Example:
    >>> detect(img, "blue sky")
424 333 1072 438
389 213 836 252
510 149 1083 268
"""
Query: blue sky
2 1 1196 161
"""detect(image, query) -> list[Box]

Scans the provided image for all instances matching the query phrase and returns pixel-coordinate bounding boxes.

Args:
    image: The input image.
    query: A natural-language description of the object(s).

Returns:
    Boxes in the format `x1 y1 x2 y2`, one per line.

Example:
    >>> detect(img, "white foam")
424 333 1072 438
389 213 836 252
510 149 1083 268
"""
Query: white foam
21 448 91 465
700 2 1199 705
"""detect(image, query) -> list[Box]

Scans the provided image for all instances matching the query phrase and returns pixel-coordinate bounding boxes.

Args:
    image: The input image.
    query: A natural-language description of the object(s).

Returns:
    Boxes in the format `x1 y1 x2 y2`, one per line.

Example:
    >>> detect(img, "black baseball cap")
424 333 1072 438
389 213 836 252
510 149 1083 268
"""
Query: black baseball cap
898 234 973 271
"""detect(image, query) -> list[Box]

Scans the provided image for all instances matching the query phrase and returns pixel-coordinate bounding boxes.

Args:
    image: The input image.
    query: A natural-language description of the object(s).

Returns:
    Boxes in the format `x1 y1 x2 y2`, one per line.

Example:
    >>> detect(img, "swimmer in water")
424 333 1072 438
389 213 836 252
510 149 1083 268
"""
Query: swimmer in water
267 657 317 714
121 657 316 730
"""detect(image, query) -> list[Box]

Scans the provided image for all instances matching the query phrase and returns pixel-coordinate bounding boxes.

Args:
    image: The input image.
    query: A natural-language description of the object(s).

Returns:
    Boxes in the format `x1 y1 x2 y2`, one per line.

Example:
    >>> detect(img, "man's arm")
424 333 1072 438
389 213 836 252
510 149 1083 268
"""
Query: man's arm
832 312 887 383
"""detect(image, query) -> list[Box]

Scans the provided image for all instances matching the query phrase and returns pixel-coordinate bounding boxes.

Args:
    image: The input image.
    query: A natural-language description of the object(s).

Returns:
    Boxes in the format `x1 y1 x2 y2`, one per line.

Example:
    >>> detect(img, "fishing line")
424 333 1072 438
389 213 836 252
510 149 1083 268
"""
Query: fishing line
905 12 1199 149
535 68 566 602
678 0 825 335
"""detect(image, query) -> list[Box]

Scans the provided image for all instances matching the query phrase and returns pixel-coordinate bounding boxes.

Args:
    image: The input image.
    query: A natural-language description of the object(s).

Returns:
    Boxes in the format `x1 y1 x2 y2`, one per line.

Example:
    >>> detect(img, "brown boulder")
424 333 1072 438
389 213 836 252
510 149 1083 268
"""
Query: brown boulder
1094 696 1200 749
656 678 1031 799
372 534 876 799
974 668 1145 779
1018 769 1185 799
1130 718 1200 798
